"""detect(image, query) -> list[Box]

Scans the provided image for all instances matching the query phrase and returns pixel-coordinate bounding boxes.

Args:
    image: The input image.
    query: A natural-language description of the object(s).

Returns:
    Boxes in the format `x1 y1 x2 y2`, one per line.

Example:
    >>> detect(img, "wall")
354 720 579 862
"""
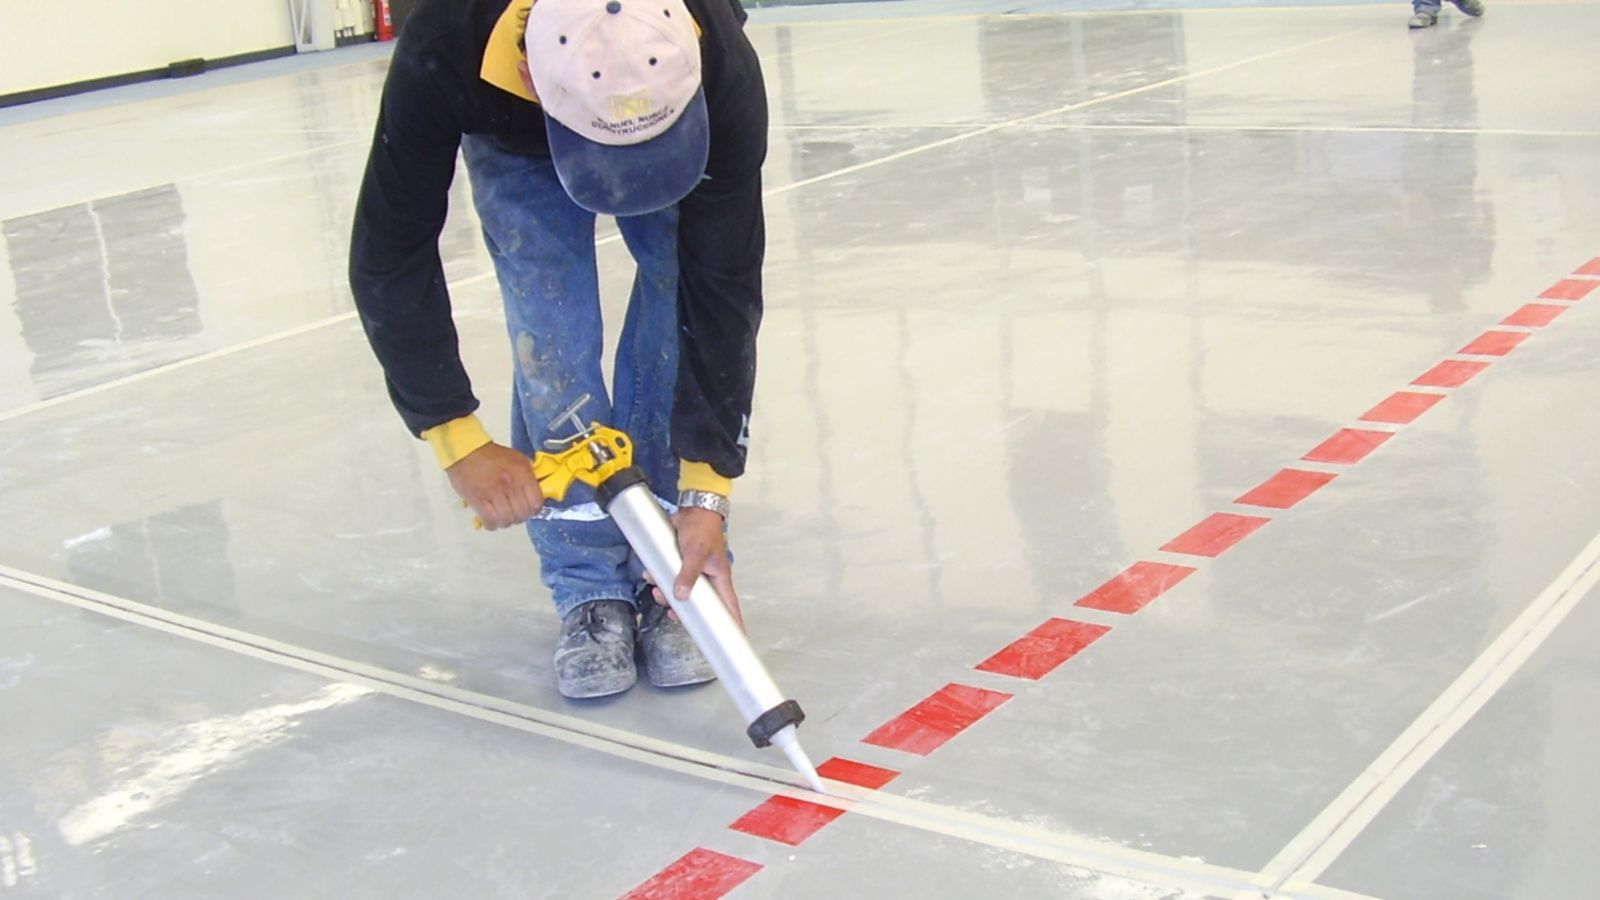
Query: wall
0 0 300 97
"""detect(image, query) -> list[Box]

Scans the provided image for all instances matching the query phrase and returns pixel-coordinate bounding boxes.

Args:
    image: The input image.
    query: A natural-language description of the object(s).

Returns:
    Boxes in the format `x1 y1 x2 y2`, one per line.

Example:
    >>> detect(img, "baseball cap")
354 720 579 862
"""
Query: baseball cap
524 0 709 216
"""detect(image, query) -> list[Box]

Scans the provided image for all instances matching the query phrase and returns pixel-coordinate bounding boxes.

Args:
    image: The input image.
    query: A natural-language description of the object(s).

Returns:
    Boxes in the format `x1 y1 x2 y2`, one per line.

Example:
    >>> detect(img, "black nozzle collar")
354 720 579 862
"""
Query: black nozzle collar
746 699 806 748
593 466 650 509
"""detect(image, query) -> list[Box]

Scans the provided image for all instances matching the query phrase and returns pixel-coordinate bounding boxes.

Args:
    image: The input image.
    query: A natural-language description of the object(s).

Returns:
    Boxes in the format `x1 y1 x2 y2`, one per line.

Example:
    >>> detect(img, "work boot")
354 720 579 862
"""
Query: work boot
1451 0 1485 16
637 590 716 688
554 600 637 699
1408 9 1438 27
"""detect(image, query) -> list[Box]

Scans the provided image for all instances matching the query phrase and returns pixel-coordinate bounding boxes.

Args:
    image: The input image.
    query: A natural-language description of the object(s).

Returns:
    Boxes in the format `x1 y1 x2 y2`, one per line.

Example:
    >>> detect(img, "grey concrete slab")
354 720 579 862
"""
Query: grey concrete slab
13 108 1590 786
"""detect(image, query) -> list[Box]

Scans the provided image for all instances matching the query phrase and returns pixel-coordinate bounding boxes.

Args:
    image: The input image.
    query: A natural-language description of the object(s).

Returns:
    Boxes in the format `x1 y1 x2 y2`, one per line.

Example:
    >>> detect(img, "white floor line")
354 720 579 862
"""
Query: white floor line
780 120 1600 136
1248 526 1600 897
750 0 1587 24
2 269 469 423
0 310 352 425
778 123 1600 139
1024 123 1600 139
762 28 1362 201
0 561 1350 898
0 138 375 223
750 2 1386 26
173 137 372 187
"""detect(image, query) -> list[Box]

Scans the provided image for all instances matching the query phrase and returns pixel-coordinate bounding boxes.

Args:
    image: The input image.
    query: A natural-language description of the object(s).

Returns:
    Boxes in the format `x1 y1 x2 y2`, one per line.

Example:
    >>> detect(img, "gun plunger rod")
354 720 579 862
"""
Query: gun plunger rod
597 471 824 793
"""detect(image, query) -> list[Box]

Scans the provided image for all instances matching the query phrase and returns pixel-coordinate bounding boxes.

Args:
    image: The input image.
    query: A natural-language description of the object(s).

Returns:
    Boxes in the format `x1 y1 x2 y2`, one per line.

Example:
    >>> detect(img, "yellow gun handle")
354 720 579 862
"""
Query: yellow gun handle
471 423 635 528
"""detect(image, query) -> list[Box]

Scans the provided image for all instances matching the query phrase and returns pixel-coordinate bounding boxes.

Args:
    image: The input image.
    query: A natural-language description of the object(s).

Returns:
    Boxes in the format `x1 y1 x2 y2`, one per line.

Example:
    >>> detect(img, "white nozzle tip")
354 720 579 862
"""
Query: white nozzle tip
771 725 826 794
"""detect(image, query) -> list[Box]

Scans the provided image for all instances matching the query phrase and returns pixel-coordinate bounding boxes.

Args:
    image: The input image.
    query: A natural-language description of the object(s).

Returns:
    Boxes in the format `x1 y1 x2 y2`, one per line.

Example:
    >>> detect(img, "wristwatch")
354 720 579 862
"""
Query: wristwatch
677 489 731 519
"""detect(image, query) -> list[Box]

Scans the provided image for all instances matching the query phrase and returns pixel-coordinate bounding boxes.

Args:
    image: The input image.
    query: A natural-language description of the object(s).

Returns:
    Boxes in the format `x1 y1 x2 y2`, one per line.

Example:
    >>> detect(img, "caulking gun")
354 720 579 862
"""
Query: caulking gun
474 395 824 792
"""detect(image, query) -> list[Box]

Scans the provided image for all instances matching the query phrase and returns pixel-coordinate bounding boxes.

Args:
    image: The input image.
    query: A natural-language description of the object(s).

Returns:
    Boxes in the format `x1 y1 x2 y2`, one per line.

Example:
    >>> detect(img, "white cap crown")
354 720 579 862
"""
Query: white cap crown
525 0 702 148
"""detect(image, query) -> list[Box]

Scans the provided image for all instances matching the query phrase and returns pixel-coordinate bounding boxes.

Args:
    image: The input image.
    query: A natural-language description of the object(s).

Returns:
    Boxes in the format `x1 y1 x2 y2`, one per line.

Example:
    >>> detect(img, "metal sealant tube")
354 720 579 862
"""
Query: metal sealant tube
594 471 824 792
604 481 793 729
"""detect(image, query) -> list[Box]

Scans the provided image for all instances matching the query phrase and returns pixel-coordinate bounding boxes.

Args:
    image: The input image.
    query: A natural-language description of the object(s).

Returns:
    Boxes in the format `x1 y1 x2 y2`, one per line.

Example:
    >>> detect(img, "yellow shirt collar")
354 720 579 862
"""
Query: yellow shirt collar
480 0 537 102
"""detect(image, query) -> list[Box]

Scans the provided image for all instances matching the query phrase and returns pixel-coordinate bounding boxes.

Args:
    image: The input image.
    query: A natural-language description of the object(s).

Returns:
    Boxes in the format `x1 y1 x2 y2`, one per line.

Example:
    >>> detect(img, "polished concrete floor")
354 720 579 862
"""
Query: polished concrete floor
3 1 1599 897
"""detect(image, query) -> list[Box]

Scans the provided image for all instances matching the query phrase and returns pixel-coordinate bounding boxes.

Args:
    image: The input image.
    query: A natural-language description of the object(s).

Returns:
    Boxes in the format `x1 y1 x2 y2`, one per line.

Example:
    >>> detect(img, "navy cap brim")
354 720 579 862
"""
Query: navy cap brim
545 88 710 217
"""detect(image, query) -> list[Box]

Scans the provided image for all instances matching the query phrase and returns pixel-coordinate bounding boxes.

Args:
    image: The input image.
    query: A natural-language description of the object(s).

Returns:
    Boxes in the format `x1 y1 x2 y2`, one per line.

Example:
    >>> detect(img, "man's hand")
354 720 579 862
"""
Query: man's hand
659 507 744 629
446 442 545 530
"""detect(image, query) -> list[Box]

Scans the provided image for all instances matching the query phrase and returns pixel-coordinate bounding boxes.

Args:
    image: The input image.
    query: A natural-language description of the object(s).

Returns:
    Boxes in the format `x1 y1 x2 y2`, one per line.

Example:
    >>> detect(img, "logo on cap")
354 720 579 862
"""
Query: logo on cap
525 0 703 148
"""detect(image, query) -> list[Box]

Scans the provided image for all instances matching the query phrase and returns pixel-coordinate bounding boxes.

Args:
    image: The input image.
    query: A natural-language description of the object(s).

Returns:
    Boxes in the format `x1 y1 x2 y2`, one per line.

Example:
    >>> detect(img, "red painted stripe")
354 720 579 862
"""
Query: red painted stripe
1501 303 1567 328
619 849 762 900
1303 428 1394 465
1540 279 1598 301
1577 258 1600 277
729 796 845 846
1235 468 1338 509
1412 359 1490 388
1359 391 1446 425
1459 330 1530 356
976 618 1112 680
1075 561 1197 614
816 757 901 790
862 683 1012 756
725 758 900 846
1160 512 1270 558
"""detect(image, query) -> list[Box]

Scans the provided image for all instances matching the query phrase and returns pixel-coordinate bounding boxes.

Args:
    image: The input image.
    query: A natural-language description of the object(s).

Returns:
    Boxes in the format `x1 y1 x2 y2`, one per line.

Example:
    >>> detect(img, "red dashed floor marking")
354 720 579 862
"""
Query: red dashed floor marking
728 795 845 846
1303 428 1394 465
1360 391 1446 425
1576 258 1600 277
1540 279 1598 301
862 683 1013 756
1074 561 1197 614
727 758 900 846
1160 512 1271 558
814 757 902 790
1412 359 1490 388
1501 304 1567 328
976 618 1112 680
1236 468 1338 509
619 848 762 900
1458 330 1531 356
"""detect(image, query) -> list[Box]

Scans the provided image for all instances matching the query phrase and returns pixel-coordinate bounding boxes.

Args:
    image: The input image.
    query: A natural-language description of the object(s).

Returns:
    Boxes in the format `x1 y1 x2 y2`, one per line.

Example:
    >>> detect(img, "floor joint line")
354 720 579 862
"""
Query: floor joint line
1251 526 1600 894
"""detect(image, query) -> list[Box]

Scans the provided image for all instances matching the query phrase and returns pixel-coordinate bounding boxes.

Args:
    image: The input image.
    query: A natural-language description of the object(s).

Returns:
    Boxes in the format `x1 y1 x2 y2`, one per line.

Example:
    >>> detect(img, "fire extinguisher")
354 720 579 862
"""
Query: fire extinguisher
373 0 394 41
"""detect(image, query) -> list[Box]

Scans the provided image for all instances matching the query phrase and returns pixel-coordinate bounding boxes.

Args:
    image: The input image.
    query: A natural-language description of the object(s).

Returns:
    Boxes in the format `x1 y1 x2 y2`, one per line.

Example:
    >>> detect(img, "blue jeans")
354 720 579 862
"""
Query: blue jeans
462 135 681 618
1415 0 1441 11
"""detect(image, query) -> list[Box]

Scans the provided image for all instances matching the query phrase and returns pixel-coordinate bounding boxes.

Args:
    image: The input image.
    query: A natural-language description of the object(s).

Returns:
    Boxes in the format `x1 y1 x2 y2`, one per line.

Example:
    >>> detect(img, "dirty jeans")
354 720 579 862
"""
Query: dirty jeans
462 135 680 619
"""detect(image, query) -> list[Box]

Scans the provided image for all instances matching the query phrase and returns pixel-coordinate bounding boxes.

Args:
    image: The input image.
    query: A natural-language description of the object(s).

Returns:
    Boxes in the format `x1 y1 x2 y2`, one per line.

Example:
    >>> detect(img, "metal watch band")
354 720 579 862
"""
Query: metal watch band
677 489 731 518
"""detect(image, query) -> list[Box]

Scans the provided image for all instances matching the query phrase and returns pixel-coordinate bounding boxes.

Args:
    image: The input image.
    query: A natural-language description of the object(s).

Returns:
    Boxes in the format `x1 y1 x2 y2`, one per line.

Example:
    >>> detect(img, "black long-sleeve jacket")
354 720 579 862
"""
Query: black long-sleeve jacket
349 0 766 479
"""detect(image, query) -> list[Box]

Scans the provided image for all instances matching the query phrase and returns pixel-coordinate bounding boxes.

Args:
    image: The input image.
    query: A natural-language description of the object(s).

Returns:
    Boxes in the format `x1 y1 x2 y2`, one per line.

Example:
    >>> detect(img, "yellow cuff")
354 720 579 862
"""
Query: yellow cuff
421 414 493 469
678 460 733 496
